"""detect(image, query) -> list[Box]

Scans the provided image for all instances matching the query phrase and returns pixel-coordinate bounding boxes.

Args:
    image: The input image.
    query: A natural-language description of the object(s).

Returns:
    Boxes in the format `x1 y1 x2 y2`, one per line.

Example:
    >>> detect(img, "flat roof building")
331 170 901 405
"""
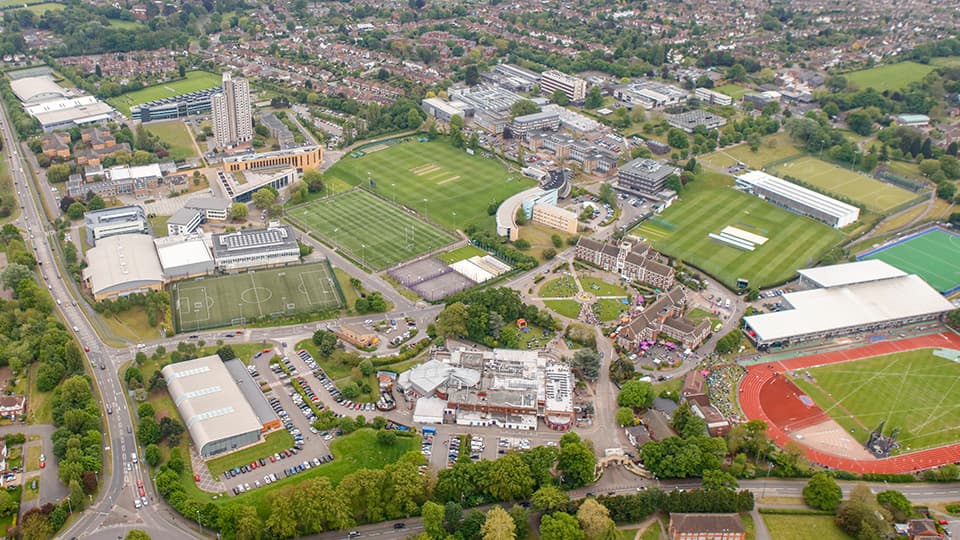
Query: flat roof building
666 109 728 133
221 145 323 174
155 235 215 280
10 75 72 103
616 158 679 199
82 234 164 301
511 110 559 139
695 87 733 106
420 97 471 123
130 87 219 122
736 170 859 228
25 96 116 132
211 224 300 272
162 355 266 458
216 166 295 203
167 207 204 237
540 70 587 102
615 81 689 109
743 261 954 347
84 205 149 246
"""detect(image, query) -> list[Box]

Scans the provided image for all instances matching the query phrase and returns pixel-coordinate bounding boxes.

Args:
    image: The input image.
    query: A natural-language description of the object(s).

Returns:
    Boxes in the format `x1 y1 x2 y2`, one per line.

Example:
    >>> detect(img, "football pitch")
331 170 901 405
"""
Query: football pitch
107 71 221 116
290 189 457 270
323 140 535 231
173 263 344 332
632 173 843 289
771 156 917 213
860 227 960 293
791 349 960 451
844 61 936 92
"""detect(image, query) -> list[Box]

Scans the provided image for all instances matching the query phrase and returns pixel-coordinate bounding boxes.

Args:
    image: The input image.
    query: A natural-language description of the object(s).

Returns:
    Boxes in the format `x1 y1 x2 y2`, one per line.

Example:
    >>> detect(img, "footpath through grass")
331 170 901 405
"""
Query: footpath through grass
206 431 295 477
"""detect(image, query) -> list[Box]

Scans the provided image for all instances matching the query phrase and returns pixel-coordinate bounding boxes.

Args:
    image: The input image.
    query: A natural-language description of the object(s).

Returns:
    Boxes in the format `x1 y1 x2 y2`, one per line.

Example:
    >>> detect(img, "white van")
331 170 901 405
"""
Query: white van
131 453 138 464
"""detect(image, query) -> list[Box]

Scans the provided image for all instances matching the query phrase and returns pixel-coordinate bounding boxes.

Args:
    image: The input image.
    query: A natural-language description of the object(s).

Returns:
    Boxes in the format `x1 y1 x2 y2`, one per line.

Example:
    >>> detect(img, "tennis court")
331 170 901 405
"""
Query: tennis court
173 262 344 332
860 227 960 293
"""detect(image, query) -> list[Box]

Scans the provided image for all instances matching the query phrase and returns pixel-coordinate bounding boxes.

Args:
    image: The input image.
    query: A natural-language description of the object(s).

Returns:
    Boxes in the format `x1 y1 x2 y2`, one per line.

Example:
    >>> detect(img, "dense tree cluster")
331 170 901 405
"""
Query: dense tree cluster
437 287 556 348
50 376 103 513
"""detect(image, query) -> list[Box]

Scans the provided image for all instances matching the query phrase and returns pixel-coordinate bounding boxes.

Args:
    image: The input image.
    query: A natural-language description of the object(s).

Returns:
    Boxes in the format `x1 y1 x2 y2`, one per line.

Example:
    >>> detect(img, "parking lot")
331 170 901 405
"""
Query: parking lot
421 423 565 470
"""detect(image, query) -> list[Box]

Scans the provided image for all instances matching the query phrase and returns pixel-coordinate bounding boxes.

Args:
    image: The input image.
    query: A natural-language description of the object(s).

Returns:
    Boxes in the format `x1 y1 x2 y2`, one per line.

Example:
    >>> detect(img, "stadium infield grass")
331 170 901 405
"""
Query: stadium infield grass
770 155 916 212
791 349 960 452
291 189 457 270
107 71 222 116
631 172 843 289
861 228 960 293
845 61 936 92
322 139 536 231
173 262 344 331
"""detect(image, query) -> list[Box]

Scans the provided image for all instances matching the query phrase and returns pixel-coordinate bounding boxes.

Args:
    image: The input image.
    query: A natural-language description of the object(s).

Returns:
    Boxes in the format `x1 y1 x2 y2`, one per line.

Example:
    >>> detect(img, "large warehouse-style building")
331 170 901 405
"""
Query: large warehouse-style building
163 355 278 457
82 234 164 301
743 260 954 348
736 170 859 228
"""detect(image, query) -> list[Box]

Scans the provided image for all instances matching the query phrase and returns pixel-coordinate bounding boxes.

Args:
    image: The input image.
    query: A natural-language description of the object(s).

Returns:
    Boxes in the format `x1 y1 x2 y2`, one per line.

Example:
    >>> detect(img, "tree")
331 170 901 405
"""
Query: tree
465 65 480 86
835 484 891 538
584 86 604 109
46 163 71 183
436 302 470 337
803 472 842 511
557 438 596 487
615 407 635 427
570 349 601 381
375 429 396 446
312 329 339 357
125 530 152 540
422 501 446 540
543 248 557 260
481 506 516 540
846 110 874 136
144 444 162 467
138 402 155 419
876 490 912 522
450 115 464 131
667 128 689 149
726 63 747 82
359 358 374 376
715 331 743 354
487 453 534 501
20 512 53 540
510 100 540 118
67 201 86 220
0 263 32 292
251 188 277 211
702 469 739 491
0 489 16 515
576 498 617 540
303 169 325 193
217 345 237 362
551 89 570 106
532 485 569 512
230 202 249 220
540 512 584 540
617 380 655 409
507 505 530 540
138 416 161 445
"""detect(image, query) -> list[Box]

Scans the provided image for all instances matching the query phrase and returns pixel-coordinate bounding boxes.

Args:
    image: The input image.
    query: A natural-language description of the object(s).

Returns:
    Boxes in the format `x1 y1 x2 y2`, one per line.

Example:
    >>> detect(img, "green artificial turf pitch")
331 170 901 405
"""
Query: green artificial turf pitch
791 349 960 452
107 71 222 116
631 174 843 289
292 189 457 270
861 228 960 293
322 139 536 231
173 262 344 331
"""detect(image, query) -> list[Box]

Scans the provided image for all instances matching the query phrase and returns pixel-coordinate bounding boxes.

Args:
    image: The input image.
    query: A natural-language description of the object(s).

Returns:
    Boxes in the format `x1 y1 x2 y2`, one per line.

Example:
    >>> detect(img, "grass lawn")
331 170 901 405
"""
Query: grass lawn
21 479 37 502
0 152 18 226
102 307 163 342
631 171 843 289
791 349 960 451
714 84 747 100
0 0 44 5
106 19 144 29
885 160 929 183
596 298 628 321
544 299 581 319
148 215 169 237
686 307 721 329
290 189 457 270
860 228 960 293
845 61 936 92
761 515 852 540
24 2 63 14
145 121 199 161
107 71 222 116
323 139 535 231
579 276 628 296
619 528 641 540
295 339 353 380
933 56 960 68
438 245 486 264
703 133 802 170
539 276 579 298
518 222 576 261
206 431 294 477
771 155 917 212
229 429 420 518
517 324 551 349
872 203 928 236
24 445 40 473
26 363 52 425
332 268 360 311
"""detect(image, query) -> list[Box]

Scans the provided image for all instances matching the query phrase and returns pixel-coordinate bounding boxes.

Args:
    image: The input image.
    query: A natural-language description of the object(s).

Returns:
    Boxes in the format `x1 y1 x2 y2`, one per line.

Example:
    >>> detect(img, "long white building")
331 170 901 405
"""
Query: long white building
540 70 587 102
736 170 859 228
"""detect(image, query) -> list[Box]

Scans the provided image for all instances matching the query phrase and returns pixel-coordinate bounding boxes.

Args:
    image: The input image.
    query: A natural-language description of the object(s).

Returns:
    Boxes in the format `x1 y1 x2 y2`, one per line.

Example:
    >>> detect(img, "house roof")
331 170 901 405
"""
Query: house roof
670 513 745 535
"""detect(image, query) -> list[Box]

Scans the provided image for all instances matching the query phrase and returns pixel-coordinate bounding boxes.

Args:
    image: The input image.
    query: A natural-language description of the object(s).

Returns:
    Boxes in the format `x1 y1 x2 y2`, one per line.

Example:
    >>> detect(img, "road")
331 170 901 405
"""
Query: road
0 101 203 540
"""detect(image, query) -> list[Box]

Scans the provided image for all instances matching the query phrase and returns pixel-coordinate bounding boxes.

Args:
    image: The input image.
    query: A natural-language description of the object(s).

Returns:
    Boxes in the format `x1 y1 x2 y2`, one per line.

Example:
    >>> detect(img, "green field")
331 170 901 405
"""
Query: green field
0 0 44 6
762 515 852 540
771 155 916 213
291 189 457 270
23 2 62 14
145 120 198 161
438 244 486 264
323 139 535 231
580 276 628 296
792 349 960 451
106 19 144 30
845 61 936 92
713 84 747 100
596 298 628 321
107 71 221 116
206 431 294 477
632 172 843 289
173 262 345 332
702 133 802 170
544 299 581 319
861 228 960 293
539 276 578 298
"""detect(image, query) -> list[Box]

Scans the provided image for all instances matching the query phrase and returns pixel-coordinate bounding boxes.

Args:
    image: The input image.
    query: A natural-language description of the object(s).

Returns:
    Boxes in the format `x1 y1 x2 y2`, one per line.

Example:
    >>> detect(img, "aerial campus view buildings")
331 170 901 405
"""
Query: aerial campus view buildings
6 2 960 537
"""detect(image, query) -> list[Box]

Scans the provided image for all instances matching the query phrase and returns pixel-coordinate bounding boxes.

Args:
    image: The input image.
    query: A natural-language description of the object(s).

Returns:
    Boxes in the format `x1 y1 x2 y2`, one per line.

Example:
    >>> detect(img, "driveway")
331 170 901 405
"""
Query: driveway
0 424 68 509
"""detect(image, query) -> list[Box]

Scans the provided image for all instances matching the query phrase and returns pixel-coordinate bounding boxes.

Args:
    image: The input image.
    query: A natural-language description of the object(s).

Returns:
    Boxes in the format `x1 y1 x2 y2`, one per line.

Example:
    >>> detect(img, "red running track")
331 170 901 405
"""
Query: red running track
739 332 960 474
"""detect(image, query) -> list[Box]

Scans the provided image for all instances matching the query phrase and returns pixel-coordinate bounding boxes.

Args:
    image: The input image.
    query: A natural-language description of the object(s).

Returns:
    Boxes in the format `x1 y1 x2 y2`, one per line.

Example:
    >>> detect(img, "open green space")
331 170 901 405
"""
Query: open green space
543 299 581 319
933 56 960 68
103 306 163 343
631 172 843 289
791 349 960 451
0 0 44 6
579 276 628 296
24 2 63 14
713 84 747 100
290 189 457 270
107 71 221 116
686 307 721 330
861 228 960 293
438 244 486 264
703 133 802 170
173 262 345 332
145 121 198 161
539 276 579 298
24 445 39 473
771 155 917 213
26 363 52 424
332 268 360 311
206 431 294 477
229 429 420 516
761 514 852 540
106 19 144 30
147 215 169 237
323 139 535 231
596 298 628 321
517 323 550 349
845 61 936 92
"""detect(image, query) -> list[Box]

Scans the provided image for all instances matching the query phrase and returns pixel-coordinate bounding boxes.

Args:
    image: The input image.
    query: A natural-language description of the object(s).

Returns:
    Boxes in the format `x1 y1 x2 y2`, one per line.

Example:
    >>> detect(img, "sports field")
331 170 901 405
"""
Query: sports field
323 140 535 231
172 263 344 332
860 227 960 293
771 156 916 213
107 71 221 116
145 121 198 161
791 349 960 451
845 61 936 92
701 133 802 170
291 189 457 270
632 173 843 289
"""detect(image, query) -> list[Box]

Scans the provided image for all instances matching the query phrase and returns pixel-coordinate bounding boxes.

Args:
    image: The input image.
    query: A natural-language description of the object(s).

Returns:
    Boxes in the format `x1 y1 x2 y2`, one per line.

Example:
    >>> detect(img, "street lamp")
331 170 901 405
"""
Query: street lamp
392 183 396 203
197 509 203 534
333 227 339 249
423 198 428 218
452 211 457 232
361 243 366 268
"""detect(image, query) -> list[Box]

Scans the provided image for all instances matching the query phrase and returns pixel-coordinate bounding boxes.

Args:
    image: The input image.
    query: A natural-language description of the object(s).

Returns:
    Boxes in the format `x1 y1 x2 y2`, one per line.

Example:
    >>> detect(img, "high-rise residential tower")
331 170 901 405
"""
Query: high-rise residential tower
211 73 252 149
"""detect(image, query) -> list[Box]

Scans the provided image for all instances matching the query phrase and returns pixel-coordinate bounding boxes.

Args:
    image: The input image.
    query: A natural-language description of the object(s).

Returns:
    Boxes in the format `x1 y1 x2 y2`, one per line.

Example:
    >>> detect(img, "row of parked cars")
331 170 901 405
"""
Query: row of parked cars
421 432 434 458
306 351 379 412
